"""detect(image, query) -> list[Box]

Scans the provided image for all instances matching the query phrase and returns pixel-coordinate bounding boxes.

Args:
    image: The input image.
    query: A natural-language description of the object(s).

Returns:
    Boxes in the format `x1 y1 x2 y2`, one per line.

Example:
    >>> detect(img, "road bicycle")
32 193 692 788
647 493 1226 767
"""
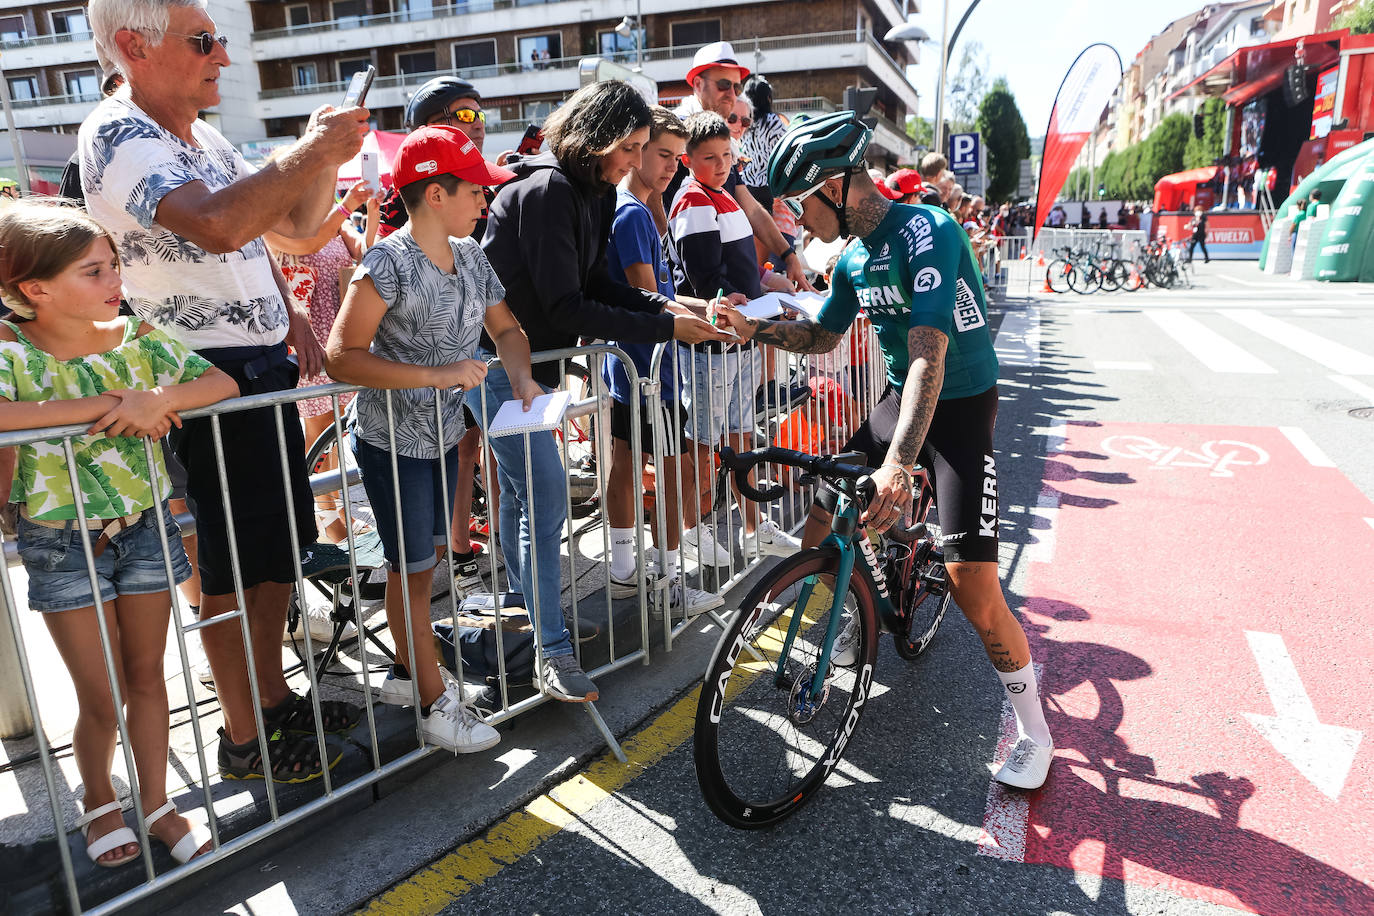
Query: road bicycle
693 446 952 828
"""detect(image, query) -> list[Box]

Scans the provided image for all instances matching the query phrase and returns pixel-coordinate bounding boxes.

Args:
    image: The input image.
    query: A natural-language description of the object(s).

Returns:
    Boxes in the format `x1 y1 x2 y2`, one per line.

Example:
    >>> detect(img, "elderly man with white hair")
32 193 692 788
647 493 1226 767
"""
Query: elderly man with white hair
78 0 368 785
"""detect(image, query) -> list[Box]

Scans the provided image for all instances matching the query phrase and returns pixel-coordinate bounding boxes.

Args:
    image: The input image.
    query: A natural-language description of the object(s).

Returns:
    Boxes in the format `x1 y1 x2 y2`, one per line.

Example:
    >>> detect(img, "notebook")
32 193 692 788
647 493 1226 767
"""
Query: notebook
486 389 575 438
736 291 827 322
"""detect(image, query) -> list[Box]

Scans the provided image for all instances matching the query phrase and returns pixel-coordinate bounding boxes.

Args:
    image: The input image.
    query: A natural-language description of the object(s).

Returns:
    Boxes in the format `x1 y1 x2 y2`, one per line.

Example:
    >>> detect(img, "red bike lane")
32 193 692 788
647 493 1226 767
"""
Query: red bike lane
986 420 1374 914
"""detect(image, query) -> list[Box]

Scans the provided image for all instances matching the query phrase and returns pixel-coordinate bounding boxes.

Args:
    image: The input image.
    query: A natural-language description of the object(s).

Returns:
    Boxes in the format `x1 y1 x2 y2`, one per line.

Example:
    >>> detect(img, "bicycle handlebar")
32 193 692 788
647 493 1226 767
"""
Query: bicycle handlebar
719 446 924 541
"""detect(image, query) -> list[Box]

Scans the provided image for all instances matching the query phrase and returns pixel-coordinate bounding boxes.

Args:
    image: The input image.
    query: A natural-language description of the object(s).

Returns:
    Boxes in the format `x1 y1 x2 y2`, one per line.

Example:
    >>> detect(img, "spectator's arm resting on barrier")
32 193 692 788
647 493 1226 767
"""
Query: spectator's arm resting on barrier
153 105 369 254
864 326 946 533
326 275 485 390
483 300 541 409
93 364 239 439
731 183 815 292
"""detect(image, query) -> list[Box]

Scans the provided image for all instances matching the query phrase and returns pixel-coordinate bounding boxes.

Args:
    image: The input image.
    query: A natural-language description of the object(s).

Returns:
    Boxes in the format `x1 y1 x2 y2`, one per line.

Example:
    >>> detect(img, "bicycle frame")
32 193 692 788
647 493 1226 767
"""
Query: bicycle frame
771 478 902 706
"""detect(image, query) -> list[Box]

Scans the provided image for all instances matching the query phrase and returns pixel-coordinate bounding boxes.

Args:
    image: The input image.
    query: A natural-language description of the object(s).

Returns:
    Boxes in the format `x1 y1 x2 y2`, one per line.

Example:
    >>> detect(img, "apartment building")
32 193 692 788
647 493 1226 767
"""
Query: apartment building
246 0 920 165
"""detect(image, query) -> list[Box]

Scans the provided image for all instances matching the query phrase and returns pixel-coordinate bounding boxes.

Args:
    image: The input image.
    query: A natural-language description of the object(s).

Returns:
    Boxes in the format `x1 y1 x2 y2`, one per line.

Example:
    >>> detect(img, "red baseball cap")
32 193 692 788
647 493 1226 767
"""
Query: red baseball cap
392 125 515 190
889 168 924 196
873 176 901 200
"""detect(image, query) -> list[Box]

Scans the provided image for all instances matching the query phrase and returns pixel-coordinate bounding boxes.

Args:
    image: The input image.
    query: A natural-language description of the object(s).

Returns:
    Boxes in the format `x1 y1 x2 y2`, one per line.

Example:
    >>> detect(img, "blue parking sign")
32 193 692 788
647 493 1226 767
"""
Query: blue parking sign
949 132 980 174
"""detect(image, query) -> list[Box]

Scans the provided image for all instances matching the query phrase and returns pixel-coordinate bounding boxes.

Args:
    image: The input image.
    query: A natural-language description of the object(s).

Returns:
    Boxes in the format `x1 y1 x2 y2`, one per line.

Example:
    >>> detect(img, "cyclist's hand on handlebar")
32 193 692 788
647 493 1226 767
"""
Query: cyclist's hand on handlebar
673 313 736 345
862 464 913 534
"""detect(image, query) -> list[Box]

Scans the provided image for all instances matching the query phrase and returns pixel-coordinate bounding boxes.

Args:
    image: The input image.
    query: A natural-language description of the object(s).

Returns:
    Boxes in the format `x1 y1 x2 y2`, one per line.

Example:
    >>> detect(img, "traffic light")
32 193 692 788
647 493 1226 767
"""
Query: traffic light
1284 64 1310 106
842 86 879 129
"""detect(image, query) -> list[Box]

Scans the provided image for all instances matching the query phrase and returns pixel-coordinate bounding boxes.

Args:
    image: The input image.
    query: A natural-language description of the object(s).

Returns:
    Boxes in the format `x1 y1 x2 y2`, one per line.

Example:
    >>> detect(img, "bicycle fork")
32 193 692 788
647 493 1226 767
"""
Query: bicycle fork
773 534 856 712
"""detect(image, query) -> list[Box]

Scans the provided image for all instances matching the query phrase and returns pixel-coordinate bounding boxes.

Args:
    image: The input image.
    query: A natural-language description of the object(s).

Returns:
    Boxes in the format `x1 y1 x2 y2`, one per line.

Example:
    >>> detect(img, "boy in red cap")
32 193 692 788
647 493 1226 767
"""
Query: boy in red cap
326 125 544 753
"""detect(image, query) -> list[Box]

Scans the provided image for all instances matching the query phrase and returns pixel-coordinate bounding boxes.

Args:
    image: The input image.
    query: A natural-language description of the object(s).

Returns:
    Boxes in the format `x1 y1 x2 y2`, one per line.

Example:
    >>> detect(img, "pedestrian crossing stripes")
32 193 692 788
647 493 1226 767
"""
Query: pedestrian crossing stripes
1332 375 1374 402
1145 310 1277 373
1227 309 1374 375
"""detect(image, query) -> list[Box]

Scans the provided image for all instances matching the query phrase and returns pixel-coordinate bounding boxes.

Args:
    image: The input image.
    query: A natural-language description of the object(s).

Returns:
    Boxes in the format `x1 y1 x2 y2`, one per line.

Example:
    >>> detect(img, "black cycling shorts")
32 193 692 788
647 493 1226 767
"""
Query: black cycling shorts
835 382 1000 564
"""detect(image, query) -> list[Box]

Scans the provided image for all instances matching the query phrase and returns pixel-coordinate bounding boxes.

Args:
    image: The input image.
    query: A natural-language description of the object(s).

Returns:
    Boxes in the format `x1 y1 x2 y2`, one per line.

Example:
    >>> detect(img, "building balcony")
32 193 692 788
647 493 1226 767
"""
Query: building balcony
3 91 101 129
256 30 920 123
0 31 97 70
249 0 794 60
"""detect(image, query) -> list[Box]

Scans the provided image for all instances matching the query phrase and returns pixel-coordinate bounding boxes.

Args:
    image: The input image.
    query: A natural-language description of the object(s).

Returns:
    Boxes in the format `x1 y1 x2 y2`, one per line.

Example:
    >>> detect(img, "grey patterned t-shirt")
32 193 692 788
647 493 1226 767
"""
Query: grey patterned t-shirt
77 92 289 350
354 228 503 459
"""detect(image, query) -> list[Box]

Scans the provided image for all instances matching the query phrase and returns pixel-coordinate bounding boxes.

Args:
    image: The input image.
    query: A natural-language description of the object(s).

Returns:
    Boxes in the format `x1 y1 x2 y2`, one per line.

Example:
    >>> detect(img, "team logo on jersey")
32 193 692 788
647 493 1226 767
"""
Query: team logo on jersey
897 213 936 257
953 278 986 331
913 267 941 292
868 243 891 272
856 284 906 314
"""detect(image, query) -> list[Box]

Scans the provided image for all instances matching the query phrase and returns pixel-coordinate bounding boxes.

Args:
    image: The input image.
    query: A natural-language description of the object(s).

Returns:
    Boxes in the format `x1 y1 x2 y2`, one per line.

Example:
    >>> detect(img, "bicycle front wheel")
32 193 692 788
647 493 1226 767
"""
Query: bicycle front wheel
694 547 879 829
1046 259 1075 294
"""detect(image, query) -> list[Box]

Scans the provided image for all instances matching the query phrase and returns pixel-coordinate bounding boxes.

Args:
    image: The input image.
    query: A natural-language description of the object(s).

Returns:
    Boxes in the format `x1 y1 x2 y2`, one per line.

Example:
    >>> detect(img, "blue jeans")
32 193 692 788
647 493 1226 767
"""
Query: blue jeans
465 351 572 658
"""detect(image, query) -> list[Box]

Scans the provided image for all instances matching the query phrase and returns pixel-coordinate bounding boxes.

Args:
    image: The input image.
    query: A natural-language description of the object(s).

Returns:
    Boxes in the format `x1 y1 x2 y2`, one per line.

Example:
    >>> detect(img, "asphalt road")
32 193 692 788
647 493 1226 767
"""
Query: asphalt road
181 261 1374 916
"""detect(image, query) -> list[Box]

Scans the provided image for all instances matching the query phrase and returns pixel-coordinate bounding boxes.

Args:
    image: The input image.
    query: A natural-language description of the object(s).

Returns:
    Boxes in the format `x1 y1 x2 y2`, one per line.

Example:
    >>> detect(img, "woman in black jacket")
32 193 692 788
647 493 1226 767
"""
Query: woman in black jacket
469 81 729 704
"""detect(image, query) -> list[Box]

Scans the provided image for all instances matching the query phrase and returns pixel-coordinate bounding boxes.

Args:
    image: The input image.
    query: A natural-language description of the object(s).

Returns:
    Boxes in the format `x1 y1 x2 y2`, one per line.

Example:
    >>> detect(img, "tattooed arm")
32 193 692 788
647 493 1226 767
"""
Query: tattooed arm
714 307 844 354
862 326 947 532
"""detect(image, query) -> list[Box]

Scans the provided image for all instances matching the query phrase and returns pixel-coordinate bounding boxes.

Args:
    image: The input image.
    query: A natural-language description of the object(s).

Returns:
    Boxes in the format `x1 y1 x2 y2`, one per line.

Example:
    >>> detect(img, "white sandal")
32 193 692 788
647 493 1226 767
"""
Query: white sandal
77 800 139 868
144 801 212 864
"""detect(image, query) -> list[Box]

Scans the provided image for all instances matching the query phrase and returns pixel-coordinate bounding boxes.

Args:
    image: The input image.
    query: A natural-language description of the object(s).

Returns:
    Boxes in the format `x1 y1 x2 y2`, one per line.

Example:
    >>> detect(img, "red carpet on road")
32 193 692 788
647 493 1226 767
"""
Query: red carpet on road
1017 421 1374 915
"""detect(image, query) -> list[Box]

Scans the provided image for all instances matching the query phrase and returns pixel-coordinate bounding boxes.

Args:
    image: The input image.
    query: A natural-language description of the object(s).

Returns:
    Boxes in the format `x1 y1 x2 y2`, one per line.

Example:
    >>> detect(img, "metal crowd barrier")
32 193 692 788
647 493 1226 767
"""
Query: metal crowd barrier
0 330 880 914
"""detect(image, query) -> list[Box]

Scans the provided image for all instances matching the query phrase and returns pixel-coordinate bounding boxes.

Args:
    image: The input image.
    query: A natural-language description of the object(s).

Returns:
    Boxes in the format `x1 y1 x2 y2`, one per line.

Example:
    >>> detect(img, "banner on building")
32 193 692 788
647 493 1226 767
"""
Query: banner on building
1310 65 1339 140
1034 43 1124 241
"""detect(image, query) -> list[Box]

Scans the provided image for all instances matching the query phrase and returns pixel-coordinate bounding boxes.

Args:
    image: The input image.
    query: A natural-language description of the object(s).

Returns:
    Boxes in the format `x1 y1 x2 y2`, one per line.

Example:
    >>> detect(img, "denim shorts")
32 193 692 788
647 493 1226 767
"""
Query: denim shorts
681 345 762 444
352 433 460 574
18 503 192 613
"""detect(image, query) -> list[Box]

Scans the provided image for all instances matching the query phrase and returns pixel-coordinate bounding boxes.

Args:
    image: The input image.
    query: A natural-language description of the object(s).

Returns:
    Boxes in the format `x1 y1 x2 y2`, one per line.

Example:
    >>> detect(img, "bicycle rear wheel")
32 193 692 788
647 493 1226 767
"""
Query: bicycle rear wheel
1045 259 1075 294
891 535 952 660
694 547 879 829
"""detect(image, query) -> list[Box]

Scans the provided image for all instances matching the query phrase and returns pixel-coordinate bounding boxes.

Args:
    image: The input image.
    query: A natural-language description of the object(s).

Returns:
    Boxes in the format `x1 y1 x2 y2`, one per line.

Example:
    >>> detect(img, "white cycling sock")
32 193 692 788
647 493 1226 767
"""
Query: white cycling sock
665 548 680 580
997 661 1052 746
610 527 635 580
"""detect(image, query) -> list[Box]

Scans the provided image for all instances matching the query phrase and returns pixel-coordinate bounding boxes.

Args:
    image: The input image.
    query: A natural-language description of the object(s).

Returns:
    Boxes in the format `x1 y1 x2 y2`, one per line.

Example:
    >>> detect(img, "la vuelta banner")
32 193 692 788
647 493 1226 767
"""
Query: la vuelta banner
1034 43 1124 242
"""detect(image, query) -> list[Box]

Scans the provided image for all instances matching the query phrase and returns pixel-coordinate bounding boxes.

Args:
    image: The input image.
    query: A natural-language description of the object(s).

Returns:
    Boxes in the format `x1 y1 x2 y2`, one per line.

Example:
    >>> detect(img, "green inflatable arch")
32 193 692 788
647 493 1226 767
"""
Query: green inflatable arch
1258 136 1374 270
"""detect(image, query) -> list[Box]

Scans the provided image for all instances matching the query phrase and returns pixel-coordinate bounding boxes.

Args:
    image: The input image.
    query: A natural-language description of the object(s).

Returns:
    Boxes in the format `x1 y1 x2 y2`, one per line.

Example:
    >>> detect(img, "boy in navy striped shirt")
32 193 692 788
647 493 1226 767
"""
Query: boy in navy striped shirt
668 111 801 560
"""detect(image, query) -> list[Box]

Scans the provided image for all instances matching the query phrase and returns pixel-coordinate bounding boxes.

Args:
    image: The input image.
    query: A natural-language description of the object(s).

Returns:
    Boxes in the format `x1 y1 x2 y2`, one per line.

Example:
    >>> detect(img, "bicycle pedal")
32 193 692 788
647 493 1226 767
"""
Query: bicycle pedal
920 562 949 594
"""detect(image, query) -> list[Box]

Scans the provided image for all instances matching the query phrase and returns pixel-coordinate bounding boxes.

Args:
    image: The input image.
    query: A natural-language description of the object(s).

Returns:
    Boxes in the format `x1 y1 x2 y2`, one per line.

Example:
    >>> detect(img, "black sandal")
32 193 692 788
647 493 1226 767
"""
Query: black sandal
263 691 362 736
216 727 341 784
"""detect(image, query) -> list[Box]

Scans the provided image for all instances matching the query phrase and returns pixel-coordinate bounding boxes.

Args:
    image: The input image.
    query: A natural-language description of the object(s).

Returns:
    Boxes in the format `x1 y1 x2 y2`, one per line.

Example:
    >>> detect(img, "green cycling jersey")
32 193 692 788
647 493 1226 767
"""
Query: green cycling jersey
816 202 999 400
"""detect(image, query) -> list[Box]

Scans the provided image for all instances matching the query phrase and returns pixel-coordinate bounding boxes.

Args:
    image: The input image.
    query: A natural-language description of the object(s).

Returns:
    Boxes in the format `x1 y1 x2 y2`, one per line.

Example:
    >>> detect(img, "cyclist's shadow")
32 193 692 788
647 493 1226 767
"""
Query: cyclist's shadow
1021 598 1373 916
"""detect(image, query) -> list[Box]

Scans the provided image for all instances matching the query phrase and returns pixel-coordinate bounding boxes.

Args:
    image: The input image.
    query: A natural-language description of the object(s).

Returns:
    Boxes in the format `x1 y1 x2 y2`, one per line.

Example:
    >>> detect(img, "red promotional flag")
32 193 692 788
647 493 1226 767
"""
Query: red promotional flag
1034 43 1123 242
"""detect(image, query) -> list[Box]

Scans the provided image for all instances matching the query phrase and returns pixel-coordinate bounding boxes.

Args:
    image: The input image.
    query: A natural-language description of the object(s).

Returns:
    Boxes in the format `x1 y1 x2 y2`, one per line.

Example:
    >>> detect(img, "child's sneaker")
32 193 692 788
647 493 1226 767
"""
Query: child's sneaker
607 558 662 599
421 684 500 754
450 550 485 600
741 518 802 558
378 664 417 706
681 524 732 566
536 653 599 703
654 576 724 619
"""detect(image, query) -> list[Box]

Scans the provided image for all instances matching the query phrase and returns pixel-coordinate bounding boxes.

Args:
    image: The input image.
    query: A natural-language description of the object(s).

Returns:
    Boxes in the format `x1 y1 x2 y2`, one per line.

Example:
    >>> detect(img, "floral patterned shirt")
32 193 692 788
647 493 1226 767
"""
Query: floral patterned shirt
0 318 211 520
77 91 290 351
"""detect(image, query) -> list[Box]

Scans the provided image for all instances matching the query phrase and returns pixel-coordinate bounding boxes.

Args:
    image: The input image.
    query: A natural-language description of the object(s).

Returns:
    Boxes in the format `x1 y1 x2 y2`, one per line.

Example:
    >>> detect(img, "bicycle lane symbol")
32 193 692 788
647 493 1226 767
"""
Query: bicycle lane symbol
1099 434 1270 478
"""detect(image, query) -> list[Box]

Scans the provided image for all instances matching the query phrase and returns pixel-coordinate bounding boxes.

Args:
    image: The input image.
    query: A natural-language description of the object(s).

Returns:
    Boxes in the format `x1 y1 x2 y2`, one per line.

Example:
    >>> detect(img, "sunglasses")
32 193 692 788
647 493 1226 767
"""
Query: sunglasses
728 113 752 128
435 107 486 125
713 78 743 94
165 30 229 55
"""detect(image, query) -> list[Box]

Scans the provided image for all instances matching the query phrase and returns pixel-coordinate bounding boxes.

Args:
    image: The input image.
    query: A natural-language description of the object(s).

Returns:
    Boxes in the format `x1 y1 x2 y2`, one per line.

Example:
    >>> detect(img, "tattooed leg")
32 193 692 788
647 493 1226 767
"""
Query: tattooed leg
946 561 1031 672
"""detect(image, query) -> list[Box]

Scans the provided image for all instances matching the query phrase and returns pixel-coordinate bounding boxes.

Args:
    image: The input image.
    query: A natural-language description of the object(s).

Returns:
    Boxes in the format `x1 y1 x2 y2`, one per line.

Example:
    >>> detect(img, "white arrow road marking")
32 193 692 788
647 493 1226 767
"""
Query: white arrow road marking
1242 631 1363 800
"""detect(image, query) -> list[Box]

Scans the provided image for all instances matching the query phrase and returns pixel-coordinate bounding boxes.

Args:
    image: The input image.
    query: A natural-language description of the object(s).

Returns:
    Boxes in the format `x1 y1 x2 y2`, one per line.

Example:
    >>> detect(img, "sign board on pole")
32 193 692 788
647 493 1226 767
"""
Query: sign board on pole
579 57 658 107
1017 158 1035 198
949 132 981 174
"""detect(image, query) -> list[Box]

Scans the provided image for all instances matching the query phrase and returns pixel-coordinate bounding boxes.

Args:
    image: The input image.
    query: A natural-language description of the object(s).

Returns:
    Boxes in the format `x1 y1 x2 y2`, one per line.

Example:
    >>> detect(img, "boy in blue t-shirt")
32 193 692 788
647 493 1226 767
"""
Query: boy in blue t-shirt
605 107 723 618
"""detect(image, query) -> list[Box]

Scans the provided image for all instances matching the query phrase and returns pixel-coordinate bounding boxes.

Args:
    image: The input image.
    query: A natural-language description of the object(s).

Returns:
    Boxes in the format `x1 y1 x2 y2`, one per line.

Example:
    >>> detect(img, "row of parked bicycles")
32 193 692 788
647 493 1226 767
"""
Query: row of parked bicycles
1043 238 1193 293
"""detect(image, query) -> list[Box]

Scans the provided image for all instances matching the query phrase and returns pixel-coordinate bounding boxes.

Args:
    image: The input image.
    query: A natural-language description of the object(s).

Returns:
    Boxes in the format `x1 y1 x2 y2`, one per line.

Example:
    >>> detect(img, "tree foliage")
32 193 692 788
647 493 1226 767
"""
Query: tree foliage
906 115 934 150
946 40 989 134
976 77 1030 202
1183 98 1227 169
1334 0 1374 34
1060 112 1194 201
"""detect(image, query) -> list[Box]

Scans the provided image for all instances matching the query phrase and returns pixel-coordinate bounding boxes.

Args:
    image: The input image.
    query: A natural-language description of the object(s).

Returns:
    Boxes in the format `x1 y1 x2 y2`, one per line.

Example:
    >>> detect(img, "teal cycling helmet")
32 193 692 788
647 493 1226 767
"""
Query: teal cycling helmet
767 110 873 236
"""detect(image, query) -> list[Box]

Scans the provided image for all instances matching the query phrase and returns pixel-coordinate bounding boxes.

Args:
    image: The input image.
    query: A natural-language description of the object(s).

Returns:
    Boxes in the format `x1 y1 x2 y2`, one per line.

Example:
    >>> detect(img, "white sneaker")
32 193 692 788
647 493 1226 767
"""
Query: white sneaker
378 666 417 706
681 525 732 566
608 558 662 600
284 598 348 645
654 576 724 618
420 684 501 754
742 518 802 558
993 736 1054 790
831 612 859 667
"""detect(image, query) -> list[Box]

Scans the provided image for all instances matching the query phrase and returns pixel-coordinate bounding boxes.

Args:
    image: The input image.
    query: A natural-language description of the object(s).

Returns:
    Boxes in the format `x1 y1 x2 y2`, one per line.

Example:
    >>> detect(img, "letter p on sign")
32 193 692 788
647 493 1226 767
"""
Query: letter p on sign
950 132 980 175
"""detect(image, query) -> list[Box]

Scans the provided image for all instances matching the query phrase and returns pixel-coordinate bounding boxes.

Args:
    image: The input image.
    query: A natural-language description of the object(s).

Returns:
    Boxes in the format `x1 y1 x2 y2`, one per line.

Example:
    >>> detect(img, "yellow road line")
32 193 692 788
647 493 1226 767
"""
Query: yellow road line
359 587 832 915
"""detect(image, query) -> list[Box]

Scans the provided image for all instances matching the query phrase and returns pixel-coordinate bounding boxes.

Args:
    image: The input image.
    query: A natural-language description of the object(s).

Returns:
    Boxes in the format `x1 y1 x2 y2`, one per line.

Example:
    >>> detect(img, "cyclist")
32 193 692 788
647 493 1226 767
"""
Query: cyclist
714 111 1053 790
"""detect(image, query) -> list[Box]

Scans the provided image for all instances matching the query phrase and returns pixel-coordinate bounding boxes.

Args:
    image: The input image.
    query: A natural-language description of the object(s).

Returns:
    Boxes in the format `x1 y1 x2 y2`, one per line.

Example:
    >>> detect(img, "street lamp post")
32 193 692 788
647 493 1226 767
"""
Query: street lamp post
885 0 983 158
615 3 643 72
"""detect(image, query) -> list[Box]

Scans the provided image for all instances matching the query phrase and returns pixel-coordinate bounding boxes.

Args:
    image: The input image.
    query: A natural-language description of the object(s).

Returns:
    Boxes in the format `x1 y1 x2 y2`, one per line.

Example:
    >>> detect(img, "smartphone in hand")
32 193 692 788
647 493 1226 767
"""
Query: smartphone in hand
517 124 544 157
342 65 376 108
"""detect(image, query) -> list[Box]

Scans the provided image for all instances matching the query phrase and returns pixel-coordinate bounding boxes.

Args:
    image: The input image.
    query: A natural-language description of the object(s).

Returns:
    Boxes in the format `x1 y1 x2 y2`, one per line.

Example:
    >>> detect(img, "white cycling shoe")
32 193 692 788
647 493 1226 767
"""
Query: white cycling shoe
993 736 1054 790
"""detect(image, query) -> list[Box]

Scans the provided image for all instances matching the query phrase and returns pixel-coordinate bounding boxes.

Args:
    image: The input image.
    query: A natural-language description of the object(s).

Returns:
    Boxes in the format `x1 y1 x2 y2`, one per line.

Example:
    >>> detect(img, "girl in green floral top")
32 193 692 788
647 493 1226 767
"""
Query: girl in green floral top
0 200 238 869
